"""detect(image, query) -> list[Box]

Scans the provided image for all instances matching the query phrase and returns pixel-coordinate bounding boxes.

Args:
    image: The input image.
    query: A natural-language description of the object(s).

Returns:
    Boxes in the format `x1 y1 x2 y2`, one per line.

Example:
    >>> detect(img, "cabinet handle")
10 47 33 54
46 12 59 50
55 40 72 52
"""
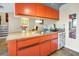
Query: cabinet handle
18 38 57 51
19 43 39 50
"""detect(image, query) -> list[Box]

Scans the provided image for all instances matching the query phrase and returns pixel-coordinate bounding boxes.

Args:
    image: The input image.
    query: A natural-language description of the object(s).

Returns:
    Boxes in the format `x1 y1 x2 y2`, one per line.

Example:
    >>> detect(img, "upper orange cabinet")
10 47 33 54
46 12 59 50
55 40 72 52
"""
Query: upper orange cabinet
36 4 46 18
15 3 59 20
46 6 59 20
15 3 36 16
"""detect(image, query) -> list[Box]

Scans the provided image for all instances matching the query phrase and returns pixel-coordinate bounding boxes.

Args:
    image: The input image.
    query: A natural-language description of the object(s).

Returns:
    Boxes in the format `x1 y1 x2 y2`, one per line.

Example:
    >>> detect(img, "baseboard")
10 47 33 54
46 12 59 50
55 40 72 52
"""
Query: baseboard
65 46 79 53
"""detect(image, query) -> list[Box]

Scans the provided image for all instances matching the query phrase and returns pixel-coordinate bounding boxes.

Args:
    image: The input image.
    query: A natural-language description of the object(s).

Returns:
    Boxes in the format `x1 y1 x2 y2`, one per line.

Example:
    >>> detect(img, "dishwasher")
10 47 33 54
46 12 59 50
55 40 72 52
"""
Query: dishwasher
58 32 65 49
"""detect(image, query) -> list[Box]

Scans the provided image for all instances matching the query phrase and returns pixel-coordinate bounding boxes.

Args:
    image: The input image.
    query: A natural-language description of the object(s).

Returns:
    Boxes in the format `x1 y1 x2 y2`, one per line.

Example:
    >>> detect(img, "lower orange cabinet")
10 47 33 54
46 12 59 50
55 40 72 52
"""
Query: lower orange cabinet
7 33 58 56
17 39 58 56
17 45 39 56
39 41 51 56
8 40 17 56
17 37 40 49
50 39 58 53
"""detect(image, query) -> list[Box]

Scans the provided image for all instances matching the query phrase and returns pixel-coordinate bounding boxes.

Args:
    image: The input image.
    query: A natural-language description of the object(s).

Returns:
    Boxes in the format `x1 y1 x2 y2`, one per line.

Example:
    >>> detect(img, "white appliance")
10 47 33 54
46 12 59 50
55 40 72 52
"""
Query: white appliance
58 32 65 49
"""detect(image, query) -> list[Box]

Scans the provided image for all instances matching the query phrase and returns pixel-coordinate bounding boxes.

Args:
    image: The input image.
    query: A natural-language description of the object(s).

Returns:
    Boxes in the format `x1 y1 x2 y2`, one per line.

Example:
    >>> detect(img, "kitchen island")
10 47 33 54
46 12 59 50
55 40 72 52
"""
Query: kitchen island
6 31 58 56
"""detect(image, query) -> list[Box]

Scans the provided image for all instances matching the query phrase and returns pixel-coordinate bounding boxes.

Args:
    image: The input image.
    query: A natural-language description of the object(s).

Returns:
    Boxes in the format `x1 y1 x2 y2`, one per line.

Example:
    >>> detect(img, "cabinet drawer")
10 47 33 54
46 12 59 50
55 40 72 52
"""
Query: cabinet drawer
40 34 53 42
17 45 39 56
50 39 58 53
17 37 40 49
52 33 58 39
39 41 51 56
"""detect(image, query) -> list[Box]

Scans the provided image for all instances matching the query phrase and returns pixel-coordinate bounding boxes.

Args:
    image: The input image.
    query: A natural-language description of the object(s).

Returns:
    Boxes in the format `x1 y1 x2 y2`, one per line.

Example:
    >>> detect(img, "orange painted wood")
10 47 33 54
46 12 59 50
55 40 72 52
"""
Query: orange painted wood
36 4 46 18
40 34 53 42
46 6 59 20
17 37 40 49
15 3 36 16
39 41 51 56
51 8 59 19
7 40 17 56
51 10 59 20
50 39 58 53
15 3 59 20
50 33 58 53
7 33 58 56
52 32 58 39
17 45 39 56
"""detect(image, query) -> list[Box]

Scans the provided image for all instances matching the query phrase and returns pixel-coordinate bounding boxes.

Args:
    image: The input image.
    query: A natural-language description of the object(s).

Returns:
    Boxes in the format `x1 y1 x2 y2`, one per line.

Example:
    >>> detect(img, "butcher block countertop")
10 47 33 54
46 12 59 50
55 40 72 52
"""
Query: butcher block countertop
6 31 58 41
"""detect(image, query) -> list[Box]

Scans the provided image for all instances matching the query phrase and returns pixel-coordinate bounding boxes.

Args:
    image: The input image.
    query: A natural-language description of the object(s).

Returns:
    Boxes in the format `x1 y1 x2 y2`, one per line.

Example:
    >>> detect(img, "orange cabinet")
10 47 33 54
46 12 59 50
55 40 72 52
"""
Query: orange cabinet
17 45 39 56
15 3 37 16
7 40 17 56
15 3 59 20
16 37 40 56
46 6 59 20
17 37 39 49
51 9 59 20
40 34 53 42
50 39 58 53
52 32 58 39
7 33 58 56
39 41 51 56
46 7 52 19
36 4 46 18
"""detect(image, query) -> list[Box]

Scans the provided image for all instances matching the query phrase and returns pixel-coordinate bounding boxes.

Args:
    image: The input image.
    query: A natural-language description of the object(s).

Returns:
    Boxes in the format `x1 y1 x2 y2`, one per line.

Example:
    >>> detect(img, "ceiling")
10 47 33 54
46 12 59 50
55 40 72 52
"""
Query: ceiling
43 3 65 10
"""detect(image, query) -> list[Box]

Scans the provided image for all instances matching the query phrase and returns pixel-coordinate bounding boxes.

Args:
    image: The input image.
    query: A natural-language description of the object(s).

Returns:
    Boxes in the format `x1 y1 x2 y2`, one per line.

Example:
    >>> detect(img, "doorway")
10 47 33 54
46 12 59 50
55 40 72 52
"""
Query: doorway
0 13 8 56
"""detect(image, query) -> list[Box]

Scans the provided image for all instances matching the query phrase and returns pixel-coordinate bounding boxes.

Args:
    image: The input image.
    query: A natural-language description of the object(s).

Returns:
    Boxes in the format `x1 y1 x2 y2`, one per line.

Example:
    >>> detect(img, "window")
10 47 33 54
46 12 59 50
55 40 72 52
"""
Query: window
72 19 76 28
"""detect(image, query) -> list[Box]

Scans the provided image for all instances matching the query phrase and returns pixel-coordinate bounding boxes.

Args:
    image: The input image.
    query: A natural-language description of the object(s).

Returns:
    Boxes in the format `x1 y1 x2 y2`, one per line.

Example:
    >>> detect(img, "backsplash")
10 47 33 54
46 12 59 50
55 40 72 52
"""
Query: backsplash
28 18 57 31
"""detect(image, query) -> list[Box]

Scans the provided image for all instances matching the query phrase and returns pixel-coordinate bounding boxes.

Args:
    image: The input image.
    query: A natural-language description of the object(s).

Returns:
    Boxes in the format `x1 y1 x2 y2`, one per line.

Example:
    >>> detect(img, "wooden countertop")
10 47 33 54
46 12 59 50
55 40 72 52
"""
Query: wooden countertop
6 31 58 41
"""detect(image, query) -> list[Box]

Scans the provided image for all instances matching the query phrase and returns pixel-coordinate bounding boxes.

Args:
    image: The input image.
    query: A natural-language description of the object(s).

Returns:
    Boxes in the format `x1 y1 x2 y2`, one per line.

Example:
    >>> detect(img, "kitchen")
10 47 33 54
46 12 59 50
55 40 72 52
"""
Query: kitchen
0 3 79 56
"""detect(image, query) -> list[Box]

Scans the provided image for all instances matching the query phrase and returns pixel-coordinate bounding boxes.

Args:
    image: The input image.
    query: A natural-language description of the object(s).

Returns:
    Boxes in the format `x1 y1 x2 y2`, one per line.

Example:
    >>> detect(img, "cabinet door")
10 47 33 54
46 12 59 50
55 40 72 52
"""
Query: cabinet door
39 41 51 56
17 37 39 49
52 32 58 39
36 4 46 18
40 34 53 42
50 39 58 53
15 3 37 16
17 45 39 56
46 7 53 19
51 9 59 20
46 6 59 20
7 40 17 56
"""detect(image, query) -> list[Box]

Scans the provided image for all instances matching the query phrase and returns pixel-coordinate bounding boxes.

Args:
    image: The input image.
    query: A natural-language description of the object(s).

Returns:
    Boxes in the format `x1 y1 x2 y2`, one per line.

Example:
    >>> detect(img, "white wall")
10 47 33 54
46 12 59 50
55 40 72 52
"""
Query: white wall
58 3 79 52
8 13 21 33
0 3 14 13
